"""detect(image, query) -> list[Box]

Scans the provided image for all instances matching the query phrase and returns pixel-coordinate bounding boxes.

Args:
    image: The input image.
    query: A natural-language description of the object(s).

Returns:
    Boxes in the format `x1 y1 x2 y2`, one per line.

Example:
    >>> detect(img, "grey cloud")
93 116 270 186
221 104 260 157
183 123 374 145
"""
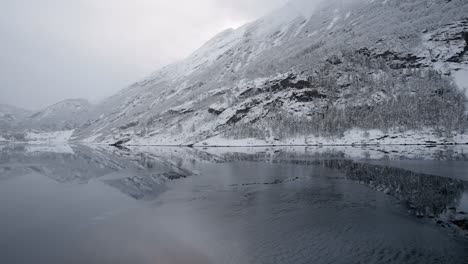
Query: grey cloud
0 0 290 110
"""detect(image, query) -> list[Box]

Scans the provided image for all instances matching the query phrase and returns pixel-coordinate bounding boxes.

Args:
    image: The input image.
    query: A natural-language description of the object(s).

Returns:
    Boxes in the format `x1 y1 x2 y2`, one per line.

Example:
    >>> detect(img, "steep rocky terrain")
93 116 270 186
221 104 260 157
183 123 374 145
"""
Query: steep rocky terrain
2 0 467 146
25 98 92 131
0 99 92 141
0 104 32 135
68 0 468 146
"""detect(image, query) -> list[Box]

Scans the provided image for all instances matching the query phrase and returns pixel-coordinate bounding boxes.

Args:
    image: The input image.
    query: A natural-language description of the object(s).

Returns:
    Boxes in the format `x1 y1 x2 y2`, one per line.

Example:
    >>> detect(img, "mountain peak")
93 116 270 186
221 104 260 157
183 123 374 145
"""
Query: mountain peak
5 0 468 145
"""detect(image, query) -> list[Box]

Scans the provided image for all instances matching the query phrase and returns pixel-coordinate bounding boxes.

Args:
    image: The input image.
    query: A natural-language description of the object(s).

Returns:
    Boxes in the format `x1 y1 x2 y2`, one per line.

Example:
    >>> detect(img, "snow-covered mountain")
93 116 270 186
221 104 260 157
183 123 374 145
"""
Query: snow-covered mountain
25 98 92 131
0 99 92 142
0 104 32 133
2 0 467 145
68 0 468 146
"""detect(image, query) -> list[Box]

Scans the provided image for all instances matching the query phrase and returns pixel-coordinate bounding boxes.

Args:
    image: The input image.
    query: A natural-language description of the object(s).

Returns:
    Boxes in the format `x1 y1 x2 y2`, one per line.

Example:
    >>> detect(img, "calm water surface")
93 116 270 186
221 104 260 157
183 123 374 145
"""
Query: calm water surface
0 144 467 264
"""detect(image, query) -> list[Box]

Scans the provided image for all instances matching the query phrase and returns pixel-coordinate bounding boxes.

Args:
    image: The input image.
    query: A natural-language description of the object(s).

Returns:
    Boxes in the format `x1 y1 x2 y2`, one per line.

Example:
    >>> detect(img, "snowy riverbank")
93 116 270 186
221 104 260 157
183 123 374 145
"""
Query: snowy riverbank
194 128 468 147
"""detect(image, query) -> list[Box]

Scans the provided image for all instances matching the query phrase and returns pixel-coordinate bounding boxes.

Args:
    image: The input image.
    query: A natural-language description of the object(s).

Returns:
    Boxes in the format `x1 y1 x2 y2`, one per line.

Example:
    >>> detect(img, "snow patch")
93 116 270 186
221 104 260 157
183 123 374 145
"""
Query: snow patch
327 16 340 30
25 144 75 154
80 133 103 143
345 12 351 19
454 69 468 98
25 130 74 144
196 128 468 147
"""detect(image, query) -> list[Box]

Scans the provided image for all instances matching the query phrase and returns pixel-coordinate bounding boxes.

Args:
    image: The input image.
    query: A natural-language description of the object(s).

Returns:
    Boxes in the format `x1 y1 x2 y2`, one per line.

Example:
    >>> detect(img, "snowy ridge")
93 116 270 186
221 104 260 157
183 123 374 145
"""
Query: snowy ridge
25 99 92 131
0 99 93 139
0 104 31 120
3 0 468 146
196 128 468 147
66 0 468 146
29 99 89 120
25 130 75 144
0 104 32 132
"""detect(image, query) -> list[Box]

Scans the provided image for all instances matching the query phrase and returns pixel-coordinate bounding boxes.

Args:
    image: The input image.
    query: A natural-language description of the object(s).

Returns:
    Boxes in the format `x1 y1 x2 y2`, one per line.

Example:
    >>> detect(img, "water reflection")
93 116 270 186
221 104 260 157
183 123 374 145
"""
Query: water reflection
1 143 468 263
0 144 200 200
319 160 467 233
320 160 466 216
198 147 468 234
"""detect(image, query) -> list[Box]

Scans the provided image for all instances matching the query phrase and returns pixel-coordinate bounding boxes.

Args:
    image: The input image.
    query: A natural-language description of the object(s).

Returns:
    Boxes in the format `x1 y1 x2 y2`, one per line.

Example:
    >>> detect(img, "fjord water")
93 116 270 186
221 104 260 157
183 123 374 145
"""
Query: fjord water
0 144 467 264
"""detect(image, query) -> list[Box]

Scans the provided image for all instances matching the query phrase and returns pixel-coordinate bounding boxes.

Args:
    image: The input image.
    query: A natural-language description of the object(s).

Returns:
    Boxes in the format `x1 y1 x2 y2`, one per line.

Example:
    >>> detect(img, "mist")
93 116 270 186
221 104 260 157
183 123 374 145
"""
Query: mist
0 0 290 110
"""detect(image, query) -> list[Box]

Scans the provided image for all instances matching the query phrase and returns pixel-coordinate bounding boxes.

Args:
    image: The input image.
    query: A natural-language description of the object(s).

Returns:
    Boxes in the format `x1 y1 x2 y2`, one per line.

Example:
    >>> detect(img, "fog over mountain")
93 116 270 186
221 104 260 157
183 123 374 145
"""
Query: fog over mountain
1 0 468 147
3 2 468 262
0 0 292 110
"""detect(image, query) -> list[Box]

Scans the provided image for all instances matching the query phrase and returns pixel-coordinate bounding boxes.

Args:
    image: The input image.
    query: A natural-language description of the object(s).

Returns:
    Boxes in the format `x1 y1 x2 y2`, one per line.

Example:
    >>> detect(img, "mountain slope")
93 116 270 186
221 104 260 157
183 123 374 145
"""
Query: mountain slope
24 98 92 131
1 99 93 142
0 104 32 133
72 0 468 145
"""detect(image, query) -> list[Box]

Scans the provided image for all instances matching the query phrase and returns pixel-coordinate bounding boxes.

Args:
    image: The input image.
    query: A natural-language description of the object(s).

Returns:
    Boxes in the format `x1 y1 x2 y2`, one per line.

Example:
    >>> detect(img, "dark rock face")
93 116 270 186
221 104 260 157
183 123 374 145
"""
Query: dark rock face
120 121 139 130
446 28 468 63
110 138 131 147
208 108 223 115
452 219 468 231
425 19 468 64
326 55 342 65
239 74 313 99
374 51 425 69
352 48 426 69
238 87 257 98
162 171 189 180
208 107 225 115
291 90 327 102
226 100 261 125
273 75 312 91
166 108 194 115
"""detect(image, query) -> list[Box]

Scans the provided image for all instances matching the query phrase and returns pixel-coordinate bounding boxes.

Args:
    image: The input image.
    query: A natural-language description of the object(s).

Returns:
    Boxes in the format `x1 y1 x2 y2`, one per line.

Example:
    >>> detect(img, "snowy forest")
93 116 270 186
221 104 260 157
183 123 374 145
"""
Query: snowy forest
226 50 467 140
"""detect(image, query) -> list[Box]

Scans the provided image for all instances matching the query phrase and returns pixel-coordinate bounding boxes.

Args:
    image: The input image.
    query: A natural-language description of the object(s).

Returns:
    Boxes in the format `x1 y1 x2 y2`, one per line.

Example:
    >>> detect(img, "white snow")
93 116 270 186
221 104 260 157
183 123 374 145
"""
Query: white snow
453 69 468 114
25 130 74 144
454 69 468 98
195 128 468 147
345 12 351 19
307 30 318 38
25 144 75 154
80 133 103 143
327 16 340 30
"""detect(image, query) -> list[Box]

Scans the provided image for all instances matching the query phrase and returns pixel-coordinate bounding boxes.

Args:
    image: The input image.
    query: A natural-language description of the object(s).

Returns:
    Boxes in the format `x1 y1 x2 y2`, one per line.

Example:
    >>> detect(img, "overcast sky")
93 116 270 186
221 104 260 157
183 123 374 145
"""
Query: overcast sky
0 0 290 110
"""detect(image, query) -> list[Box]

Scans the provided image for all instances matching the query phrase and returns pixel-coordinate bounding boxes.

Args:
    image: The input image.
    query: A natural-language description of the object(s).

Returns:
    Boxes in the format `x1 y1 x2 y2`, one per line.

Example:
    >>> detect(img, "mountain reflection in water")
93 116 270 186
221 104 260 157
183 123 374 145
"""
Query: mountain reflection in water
0 144 467 264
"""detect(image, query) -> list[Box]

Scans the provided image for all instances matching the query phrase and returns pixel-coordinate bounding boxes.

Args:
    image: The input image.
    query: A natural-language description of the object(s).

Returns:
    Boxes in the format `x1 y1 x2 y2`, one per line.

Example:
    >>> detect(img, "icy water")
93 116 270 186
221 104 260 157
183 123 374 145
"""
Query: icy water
1 144 468 264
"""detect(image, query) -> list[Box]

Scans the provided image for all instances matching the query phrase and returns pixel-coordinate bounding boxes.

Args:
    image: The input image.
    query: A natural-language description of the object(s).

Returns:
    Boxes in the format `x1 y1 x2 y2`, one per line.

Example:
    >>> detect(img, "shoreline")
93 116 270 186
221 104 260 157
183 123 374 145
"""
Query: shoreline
2 141 468 147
